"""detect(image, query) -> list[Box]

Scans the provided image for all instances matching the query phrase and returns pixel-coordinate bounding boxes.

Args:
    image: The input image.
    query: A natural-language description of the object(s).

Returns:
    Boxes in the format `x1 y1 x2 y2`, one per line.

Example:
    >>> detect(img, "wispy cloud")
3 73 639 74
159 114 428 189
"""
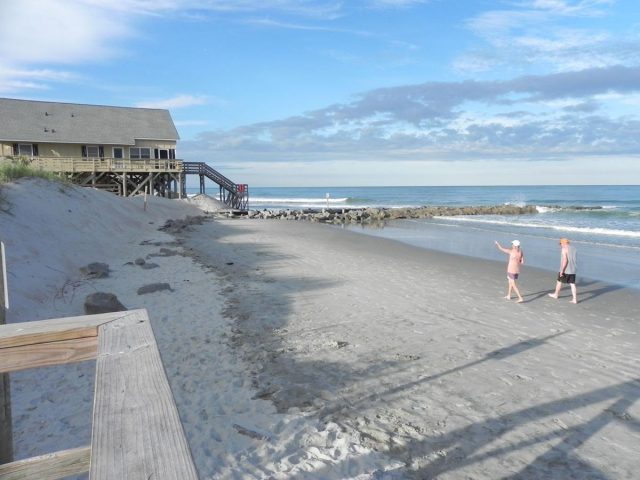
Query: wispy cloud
0 66 79 94
84 0 344 19
182 65 640 162
368 0 429 8
456 0 635 72
0 0 131 65
174 119 210 127
135 94 211 109
0 0 132 94
244 17 374 36
0 0 345 94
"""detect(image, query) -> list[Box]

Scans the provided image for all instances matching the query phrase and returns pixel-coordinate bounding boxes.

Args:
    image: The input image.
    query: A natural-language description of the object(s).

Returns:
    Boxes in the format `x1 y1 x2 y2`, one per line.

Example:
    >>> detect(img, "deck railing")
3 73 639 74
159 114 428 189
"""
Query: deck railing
0 310 198 479
1 155 249 210
183 161 249 211
19 156 184 173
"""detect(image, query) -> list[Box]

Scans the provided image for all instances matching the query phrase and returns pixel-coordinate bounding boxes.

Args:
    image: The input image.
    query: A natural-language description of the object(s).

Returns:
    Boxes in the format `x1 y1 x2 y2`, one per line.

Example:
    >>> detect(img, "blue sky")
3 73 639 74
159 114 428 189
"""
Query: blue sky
1 0 639 186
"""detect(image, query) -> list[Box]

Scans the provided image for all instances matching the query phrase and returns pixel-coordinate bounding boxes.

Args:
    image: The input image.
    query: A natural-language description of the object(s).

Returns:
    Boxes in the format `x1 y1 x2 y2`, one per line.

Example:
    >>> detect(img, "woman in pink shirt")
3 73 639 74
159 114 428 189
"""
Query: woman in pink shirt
495 240 525 302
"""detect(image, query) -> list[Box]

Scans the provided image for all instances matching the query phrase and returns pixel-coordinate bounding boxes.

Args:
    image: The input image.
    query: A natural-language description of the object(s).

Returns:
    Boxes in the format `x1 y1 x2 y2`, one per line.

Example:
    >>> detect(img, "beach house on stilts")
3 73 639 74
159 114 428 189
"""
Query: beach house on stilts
0 98 248 210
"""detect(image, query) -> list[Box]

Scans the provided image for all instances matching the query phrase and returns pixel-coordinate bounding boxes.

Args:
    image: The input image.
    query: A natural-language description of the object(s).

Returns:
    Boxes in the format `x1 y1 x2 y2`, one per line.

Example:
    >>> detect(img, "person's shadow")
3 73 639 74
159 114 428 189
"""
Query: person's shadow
522 279 626 304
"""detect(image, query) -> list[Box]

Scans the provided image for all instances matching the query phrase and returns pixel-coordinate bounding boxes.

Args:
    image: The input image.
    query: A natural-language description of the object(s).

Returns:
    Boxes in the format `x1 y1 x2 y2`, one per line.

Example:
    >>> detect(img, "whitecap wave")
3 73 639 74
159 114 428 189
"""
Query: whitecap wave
438 216 640 238
251 197 349 204
536 205 619 213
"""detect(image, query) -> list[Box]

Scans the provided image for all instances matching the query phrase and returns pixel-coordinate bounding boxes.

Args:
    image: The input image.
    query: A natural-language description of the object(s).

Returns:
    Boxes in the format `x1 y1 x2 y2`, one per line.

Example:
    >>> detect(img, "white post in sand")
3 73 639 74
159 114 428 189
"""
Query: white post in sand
0 240 13 464
326 193 330 212
1 242 7 310
144 184 148 212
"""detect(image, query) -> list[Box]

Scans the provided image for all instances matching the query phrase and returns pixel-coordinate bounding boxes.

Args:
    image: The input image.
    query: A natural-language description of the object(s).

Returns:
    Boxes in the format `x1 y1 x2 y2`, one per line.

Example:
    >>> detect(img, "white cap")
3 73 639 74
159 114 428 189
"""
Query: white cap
511 240 521 247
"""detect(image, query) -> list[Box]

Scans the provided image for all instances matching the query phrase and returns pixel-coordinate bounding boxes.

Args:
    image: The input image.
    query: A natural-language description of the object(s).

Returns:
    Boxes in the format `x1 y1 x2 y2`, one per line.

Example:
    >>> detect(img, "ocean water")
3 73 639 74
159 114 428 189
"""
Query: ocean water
191 185 640 289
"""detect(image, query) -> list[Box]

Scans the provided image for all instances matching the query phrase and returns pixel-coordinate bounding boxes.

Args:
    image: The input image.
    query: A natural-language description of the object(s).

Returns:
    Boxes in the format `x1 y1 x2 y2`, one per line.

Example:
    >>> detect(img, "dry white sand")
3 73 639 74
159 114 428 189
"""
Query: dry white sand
1 179 639 479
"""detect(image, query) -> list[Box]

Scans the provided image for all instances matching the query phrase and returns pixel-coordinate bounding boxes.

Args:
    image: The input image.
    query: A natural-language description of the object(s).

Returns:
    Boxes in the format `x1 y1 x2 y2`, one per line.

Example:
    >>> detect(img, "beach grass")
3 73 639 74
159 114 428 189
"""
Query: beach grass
0 157 68 212
0 157 61 183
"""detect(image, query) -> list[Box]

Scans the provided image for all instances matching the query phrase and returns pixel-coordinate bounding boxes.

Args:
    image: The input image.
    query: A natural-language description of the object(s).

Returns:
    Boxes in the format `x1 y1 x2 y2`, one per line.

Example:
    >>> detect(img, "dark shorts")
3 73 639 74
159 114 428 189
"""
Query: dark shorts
558 273 576 284
507 272 519 280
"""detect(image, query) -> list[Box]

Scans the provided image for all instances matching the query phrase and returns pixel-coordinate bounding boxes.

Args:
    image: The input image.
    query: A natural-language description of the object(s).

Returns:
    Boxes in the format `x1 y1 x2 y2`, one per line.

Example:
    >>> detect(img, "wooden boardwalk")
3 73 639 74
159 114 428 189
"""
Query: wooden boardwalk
0 310 198 480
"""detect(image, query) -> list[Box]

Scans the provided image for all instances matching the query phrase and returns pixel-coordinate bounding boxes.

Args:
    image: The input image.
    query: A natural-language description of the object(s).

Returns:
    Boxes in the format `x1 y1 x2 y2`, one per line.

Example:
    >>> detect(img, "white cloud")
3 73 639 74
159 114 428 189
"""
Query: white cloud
135 94 211 109
0 66 79 94
0 0 132 94
0 0 344 94
82 0 343 19
457 0 634 73
0 0 130 65
181 65 640 164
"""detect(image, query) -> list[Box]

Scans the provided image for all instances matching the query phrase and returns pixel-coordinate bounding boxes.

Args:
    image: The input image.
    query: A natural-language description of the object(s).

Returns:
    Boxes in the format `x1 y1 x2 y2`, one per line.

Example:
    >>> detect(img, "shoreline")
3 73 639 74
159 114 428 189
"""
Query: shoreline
2 180 639 479
341 218 640 292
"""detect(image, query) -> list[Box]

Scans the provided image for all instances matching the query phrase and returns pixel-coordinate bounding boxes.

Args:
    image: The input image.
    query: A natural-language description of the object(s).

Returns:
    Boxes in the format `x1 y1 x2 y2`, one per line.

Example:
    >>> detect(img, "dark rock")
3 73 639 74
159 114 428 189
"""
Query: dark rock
84 292 126 314
159 215 207 233
134 258 146 266
137 283 173 295
232 424 270 441
248 204 538 226
80 262 110 278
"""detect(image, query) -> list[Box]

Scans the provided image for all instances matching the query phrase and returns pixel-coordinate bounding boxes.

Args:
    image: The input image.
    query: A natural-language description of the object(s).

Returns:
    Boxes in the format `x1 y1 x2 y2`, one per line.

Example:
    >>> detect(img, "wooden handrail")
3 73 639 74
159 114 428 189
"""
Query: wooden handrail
21 157 184 173
0 446 91 480
183 161 249 210
0 310 197 479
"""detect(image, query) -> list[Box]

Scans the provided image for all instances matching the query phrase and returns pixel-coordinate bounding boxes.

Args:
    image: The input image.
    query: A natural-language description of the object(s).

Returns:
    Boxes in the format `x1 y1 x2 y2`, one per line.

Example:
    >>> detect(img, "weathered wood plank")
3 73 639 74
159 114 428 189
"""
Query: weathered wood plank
90 309 197 479
0 446 90 480
1 240 13 464
0 336 98 374
0 311 127 349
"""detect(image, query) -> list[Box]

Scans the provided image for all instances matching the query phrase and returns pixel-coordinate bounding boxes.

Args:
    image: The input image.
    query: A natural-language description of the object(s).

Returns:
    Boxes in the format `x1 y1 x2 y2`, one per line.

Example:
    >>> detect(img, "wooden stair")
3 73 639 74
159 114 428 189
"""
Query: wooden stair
182 162 248 211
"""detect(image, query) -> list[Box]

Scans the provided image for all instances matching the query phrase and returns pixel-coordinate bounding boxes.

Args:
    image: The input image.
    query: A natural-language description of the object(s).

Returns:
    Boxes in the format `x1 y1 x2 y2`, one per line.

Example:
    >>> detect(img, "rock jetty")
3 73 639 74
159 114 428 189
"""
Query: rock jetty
247 204 538 225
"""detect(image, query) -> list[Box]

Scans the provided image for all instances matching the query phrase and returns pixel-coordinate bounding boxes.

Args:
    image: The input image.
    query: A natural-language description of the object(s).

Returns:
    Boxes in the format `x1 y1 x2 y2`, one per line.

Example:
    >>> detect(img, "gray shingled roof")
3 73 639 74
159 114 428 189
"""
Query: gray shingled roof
0 98 179 145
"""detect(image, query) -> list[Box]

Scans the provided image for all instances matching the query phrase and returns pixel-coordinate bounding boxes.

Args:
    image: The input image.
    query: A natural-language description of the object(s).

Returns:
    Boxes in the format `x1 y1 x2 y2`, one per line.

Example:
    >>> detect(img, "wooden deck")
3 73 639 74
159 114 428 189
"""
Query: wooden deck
0 310 198 479
1 155 249 210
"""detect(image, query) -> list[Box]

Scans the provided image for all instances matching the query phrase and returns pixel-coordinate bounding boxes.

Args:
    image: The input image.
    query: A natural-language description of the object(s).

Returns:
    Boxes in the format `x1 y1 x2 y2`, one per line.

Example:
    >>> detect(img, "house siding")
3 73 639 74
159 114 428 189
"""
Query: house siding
0 98 180 159
1 141 178 159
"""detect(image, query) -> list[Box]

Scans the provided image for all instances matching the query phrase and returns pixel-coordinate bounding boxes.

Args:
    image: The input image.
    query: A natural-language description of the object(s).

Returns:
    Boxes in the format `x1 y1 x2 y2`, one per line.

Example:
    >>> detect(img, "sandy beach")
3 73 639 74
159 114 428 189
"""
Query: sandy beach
2 179 639 479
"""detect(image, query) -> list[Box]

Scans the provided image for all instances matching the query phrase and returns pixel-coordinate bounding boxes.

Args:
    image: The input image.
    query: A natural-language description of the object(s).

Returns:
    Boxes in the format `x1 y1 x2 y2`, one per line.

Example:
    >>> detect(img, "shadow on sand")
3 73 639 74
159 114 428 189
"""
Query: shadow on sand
181 218 639 479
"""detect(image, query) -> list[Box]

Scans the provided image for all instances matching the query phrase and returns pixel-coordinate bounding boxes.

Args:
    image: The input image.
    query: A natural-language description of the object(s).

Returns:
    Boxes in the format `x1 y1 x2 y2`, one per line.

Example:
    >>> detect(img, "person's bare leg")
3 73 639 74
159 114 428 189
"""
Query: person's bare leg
570 283 577 303
512 282 524 302
505 279 513 299
548 281 562 299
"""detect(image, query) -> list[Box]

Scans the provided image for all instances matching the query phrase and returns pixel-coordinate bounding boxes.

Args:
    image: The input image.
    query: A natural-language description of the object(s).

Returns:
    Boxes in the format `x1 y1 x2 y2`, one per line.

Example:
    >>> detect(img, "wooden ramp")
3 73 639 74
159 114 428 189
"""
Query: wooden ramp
0 309 197 480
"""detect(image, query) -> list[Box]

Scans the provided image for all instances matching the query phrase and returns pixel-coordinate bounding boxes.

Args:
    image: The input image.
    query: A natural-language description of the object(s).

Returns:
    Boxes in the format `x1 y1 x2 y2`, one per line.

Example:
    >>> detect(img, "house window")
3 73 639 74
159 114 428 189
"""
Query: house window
12 143 39 156
18 144 33 156
113 147 123 159
82 145 103 158
130 147 151 159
